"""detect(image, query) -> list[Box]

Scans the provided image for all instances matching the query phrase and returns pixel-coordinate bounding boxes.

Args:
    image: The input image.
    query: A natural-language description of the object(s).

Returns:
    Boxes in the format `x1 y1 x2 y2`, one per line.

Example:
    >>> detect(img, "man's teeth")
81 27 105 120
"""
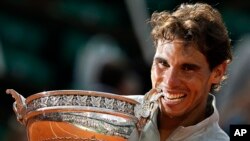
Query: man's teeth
164 93 185 100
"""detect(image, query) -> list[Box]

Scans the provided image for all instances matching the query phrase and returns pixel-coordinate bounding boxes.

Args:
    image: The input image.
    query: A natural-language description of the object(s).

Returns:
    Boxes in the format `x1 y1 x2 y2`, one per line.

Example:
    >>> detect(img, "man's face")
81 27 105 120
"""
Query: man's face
151 39 224 118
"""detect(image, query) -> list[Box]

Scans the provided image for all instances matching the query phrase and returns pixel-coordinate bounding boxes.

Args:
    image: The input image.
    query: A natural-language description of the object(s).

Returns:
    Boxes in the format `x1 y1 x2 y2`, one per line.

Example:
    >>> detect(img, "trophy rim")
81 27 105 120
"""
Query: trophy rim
23 90 140 125
25 90 139 104
25 107 139 123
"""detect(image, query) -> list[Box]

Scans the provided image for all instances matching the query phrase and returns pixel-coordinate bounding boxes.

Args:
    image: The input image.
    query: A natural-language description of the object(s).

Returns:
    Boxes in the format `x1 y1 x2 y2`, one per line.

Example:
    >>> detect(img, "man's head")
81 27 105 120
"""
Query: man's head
149 3 232 118
150 3 232 92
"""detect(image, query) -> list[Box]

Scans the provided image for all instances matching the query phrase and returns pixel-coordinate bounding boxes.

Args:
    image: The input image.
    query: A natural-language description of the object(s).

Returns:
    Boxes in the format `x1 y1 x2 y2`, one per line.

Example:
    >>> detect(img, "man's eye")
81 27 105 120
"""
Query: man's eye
182 64 198 72
158 60 169 67
183 66 192 71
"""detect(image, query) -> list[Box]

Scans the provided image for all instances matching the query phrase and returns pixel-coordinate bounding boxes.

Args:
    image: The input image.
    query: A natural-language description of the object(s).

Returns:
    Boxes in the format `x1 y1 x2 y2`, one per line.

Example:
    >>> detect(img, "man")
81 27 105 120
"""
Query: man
128 2 232 141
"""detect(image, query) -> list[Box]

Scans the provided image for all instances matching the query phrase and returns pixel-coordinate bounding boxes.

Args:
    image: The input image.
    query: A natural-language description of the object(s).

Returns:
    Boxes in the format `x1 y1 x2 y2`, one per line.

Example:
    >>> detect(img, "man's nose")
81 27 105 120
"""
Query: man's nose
162 68 181 88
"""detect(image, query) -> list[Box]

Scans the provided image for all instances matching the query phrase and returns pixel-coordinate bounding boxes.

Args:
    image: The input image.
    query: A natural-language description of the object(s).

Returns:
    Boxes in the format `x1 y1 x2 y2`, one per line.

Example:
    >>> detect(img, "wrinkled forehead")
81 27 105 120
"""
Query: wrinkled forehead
156 39 199 51
155 39 206 59
155 39 209 66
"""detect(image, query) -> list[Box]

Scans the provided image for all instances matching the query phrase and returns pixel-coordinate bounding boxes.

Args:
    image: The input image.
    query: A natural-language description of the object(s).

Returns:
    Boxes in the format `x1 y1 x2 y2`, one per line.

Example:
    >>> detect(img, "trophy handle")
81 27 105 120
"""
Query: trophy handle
6 89 27 125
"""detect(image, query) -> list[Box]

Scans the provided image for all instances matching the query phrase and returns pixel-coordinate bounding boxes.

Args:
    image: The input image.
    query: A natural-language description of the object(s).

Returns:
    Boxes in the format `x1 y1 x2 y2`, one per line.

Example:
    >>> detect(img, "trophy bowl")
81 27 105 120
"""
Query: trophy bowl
6 89 140 141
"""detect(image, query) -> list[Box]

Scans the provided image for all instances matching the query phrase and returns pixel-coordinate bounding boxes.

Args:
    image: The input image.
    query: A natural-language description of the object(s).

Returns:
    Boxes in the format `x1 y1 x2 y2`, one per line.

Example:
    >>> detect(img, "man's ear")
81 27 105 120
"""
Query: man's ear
210 61 228 84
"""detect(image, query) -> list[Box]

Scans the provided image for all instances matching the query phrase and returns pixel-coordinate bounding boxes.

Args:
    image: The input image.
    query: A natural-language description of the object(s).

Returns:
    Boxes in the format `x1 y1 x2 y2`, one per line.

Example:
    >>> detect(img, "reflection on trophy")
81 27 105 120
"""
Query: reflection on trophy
6 89 141 141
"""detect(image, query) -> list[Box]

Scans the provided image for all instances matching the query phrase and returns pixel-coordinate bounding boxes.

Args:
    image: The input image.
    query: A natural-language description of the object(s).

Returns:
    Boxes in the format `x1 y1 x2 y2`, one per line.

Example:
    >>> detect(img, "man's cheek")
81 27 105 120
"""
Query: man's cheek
151 69 156 87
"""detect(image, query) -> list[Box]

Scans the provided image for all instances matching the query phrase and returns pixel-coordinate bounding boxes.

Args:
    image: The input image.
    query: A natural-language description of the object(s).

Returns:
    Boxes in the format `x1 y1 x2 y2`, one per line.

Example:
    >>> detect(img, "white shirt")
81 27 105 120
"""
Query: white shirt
127 94 229 141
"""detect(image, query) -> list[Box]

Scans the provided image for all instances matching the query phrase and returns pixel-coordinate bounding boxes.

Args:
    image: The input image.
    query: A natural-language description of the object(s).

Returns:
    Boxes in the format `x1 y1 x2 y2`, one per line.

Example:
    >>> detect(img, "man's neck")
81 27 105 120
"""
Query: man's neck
157 101 207 141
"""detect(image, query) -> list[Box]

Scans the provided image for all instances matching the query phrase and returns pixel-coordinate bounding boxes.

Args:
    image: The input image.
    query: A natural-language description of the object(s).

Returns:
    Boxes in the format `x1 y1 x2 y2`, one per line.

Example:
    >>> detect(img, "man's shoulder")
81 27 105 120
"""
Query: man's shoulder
200 123 229 141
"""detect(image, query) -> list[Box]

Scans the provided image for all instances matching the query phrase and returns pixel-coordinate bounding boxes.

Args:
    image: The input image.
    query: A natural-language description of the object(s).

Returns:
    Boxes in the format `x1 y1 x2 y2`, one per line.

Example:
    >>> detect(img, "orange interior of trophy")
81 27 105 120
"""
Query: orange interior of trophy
27 120 126 141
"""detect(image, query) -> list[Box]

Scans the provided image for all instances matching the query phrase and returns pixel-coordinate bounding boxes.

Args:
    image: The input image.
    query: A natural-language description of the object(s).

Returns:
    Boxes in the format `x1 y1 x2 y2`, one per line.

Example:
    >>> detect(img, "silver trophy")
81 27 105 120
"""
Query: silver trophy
6 88 163 141
6 89 141 141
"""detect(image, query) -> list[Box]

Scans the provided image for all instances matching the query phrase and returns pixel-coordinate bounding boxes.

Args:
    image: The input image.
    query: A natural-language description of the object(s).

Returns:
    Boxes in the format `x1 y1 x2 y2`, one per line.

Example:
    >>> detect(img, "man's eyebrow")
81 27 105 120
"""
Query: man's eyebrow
154 56 167 62
182 63 201 70
154 56 201 69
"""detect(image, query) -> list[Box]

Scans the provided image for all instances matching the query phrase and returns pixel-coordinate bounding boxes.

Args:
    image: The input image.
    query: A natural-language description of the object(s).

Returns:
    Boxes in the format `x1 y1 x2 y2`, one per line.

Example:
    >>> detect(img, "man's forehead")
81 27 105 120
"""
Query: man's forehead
156 39 197 51
157 38 195 45
155 39 205 59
